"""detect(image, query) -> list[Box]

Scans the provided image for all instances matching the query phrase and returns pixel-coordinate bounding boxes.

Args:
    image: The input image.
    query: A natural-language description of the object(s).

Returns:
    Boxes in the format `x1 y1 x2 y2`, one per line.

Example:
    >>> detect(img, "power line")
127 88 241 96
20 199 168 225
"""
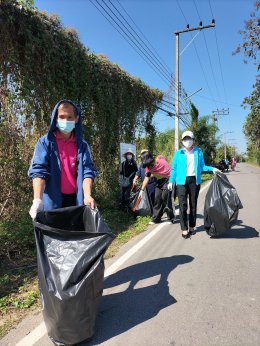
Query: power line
115 0 194 108
159 100 191 128
90 0 190 112
91 0 172 85
89 0 170 85
114 0 173 78
208 0 228 104
107 0 173 82
193 0 221 102
175 0 218 109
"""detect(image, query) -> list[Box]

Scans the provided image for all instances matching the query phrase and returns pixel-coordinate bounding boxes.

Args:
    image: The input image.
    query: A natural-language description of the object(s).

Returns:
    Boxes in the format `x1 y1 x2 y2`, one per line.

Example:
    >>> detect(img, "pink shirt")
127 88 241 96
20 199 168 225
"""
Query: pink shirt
55 130 77 194
145 155 170 179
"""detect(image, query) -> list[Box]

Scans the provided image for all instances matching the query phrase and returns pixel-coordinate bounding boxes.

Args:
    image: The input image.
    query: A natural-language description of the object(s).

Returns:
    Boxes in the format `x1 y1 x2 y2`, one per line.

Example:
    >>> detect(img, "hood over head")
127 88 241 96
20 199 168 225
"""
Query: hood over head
47 99 83 146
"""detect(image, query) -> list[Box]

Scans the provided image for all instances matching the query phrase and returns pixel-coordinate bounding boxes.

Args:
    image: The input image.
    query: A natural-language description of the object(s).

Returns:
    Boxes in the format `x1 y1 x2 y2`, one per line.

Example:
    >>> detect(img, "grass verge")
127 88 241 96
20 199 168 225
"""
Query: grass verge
0 174 213 338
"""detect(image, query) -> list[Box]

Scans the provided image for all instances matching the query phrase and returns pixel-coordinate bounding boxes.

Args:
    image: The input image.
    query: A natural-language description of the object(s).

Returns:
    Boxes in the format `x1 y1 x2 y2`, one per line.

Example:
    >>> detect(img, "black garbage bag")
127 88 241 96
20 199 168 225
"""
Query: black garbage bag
129 188 153 216
204 172 243 237
34 205 115 346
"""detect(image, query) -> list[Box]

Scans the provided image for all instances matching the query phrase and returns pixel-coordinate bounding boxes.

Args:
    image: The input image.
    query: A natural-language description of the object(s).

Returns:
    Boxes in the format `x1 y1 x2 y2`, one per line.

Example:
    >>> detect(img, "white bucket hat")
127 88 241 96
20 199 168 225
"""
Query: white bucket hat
123 149 135 157
182 130 194 140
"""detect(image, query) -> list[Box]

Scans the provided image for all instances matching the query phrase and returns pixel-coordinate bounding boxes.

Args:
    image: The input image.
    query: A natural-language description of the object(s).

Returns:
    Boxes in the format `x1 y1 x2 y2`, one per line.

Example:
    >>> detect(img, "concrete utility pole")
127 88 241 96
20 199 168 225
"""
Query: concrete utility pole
175 21 215 152
212 108 229 126
221 131 234 160
209 108 229 162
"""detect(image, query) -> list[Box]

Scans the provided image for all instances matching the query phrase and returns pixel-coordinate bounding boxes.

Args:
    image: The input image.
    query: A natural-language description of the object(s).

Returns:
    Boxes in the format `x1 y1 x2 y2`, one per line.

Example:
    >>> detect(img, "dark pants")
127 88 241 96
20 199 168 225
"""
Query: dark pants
177 176 200 230
62 193 76 208
121 185 132 207
152 179 174 223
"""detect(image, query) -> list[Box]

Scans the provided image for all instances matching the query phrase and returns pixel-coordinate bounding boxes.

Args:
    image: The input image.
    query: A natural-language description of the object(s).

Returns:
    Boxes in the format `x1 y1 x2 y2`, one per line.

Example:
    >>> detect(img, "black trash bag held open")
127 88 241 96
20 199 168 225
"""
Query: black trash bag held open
34 205 115 346
204 172 243 237
129 188 153 216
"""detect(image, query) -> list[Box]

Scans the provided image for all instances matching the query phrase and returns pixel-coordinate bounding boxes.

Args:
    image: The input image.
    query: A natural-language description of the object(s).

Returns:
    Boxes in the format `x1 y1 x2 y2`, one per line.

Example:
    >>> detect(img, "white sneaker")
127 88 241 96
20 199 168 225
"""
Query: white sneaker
148 221 156 225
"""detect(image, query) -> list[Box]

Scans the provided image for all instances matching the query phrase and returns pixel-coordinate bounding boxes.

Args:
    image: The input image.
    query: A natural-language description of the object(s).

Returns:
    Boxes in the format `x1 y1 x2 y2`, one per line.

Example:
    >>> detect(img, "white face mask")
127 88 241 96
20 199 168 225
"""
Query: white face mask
182 139 193 148
126 155 132 160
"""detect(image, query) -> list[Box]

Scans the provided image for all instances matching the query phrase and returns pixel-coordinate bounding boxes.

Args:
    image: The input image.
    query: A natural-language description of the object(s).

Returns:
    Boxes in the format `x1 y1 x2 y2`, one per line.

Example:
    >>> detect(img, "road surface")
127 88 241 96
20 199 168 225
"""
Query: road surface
1 162 259 346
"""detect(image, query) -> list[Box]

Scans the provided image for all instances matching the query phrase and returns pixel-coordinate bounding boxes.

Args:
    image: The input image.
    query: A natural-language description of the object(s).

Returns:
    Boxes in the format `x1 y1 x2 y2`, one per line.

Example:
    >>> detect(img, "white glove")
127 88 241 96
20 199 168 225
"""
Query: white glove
29 199 43 219
167 183 173 191
213 168 221 174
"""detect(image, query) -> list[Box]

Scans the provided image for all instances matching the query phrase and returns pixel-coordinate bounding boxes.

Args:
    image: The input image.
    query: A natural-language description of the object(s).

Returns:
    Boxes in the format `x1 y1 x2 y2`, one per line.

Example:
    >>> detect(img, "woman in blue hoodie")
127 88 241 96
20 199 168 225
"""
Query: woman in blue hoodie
28 100 97 219
168 131 219 238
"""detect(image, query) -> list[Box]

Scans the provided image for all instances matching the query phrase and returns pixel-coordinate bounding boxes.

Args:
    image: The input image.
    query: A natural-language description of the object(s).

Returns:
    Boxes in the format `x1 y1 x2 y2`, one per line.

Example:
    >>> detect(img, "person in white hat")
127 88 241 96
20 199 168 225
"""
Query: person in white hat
119 149 138 208
168 130 219 238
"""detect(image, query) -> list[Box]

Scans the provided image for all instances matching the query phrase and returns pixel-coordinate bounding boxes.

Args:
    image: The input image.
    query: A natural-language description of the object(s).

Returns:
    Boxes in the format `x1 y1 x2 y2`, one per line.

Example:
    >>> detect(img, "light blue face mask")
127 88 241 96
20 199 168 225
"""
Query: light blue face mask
57 120 75 134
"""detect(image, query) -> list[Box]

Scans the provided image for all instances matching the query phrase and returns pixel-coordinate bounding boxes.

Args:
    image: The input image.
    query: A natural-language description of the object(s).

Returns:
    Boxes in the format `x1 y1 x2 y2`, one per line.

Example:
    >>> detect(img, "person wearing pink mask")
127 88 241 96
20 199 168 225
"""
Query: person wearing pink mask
168 131 219 239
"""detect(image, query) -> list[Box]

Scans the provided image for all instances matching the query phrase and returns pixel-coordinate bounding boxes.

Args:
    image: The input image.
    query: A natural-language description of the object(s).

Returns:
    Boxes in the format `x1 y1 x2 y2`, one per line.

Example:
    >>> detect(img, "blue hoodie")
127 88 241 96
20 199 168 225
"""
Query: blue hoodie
28 100 97 211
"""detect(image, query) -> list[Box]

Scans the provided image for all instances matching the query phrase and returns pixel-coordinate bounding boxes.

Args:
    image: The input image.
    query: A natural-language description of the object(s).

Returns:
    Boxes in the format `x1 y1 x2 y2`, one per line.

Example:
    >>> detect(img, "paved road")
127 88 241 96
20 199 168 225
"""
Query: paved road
1 163 260 346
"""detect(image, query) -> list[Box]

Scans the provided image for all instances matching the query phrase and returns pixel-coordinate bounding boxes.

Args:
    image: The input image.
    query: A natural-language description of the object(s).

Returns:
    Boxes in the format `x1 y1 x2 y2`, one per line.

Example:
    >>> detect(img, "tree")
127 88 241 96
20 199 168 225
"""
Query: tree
188 103 218 163
190 103 199 126
243 78 260 164
233 1 260 70
243 79 260 147
234 1 260 164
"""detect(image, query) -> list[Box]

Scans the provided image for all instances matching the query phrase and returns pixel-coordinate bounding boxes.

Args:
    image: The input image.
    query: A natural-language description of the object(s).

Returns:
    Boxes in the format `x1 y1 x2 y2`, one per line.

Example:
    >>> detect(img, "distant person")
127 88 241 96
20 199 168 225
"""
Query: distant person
225 158 230 170
132 149 156 205
168 131 219 239
28 100 97 219
139 151 174 224
230 157 236 170
119 149 138 208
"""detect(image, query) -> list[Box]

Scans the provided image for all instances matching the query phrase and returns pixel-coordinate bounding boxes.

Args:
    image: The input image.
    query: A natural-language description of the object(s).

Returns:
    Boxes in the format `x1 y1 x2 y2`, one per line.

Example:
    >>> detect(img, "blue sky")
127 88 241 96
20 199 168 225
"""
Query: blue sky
34 0 257 154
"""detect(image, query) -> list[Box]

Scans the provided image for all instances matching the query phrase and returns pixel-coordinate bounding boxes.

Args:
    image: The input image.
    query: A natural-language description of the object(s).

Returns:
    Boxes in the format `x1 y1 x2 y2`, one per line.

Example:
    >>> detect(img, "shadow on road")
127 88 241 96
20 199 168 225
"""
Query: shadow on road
196 219 259 238
80 255 193 345
218 220 259 239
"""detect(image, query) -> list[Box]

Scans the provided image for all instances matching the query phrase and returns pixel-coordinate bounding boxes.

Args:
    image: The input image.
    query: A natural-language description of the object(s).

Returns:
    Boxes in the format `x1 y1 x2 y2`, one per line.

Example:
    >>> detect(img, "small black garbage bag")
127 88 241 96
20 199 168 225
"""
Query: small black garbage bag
34 205 115 346
204 172 243 237
129 188 153 216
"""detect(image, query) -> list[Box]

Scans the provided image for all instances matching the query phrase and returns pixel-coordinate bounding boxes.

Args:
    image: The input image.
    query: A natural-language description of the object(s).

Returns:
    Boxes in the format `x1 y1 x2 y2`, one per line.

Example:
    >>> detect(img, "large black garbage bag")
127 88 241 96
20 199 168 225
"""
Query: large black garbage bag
129 188 153 216
204 172 243 237
34 205 115 346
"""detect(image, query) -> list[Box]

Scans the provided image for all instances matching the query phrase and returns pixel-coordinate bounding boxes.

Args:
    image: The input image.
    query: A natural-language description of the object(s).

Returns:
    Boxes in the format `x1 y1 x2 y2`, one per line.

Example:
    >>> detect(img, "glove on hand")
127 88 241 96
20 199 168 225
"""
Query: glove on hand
29 199 43 220
213 168 221 174
167 183 173 191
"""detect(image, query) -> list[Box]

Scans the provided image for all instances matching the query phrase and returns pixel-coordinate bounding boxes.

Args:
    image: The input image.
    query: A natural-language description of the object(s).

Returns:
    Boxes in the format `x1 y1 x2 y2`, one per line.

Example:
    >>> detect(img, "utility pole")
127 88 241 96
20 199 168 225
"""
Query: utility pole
175 20 215 151
221 131 233 160
211 108 229 162
212 108 229 126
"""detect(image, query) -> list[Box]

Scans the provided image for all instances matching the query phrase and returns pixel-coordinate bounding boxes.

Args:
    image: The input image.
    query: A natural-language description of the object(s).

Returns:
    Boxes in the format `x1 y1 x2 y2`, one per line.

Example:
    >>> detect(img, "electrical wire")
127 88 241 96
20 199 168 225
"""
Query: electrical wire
90 0 173 85
114 0 173 79
208 0 228 104
193 0 221 101
104 0 173 83
175 0 218 109
108 0 192 105
158 100 191 128
90 0 190 119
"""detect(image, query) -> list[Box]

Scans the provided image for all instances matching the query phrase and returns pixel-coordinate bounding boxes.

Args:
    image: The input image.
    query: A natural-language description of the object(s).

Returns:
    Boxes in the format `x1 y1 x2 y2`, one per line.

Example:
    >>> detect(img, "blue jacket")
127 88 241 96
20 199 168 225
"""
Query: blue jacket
28 100 97 211
169 147 214 185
